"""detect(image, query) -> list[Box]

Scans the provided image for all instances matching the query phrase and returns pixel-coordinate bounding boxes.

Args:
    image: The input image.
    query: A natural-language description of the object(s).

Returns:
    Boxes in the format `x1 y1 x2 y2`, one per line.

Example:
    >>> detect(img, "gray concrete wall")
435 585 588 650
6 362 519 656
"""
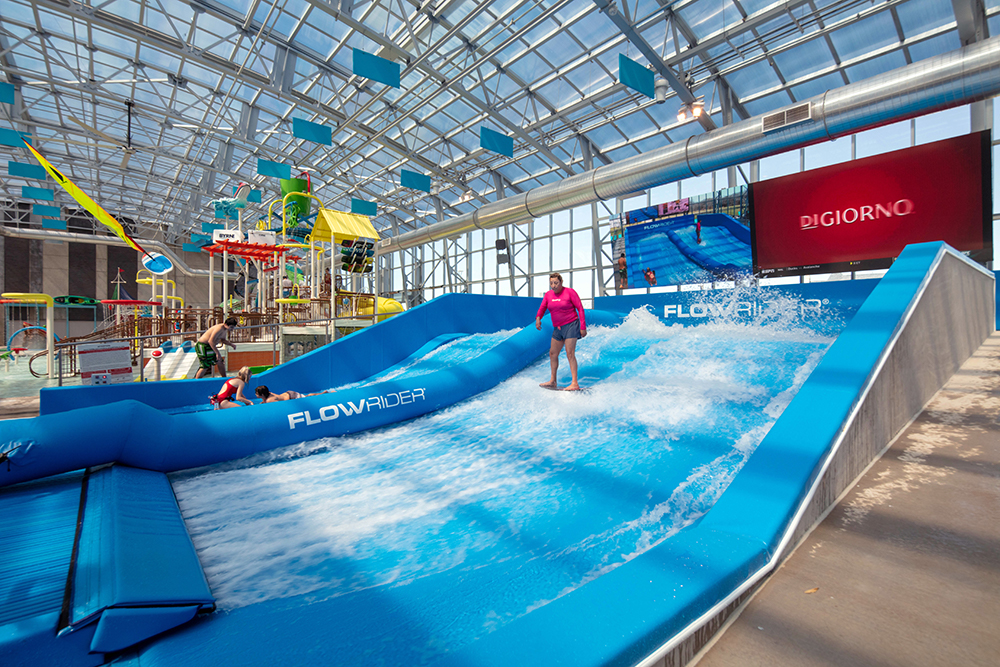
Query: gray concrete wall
791 252 995 548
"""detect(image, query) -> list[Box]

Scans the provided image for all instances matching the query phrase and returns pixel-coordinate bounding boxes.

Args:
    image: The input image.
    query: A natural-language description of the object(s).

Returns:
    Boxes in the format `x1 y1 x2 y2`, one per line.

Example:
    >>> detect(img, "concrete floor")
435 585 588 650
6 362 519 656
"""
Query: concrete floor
693 333 1000 667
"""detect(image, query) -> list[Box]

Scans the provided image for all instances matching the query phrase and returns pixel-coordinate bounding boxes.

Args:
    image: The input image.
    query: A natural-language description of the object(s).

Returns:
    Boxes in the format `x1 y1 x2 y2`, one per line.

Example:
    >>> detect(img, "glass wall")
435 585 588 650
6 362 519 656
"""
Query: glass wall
382 103 997 304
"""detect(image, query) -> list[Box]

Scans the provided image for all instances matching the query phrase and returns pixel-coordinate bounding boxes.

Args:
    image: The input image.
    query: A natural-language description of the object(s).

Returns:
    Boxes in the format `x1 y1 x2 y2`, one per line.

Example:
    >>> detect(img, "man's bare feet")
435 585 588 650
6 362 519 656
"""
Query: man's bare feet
539 380 557 389
563 383 582 391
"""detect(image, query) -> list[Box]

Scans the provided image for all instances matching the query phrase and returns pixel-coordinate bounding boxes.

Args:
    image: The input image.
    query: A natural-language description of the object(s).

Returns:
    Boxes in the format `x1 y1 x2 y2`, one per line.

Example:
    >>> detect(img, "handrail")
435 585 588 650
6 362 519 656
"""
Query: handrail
280 191 325 242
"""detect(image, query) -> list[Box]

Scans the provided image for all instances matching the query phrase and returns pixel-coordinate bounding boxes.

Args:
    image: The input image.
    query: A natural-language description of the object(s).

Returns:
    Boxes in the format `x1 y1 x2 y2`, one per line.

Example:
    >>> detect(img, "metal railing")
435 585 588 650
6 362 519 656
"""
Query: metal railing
29 308 384 385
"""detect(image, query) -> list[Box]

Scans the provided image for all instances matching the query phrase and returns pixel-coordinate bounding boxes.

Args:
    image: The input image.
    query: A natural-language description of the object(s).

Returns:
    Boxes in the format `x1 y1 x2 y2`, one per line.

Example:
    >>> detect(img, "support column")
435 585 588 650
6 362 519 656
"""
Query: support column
222 246 229 314
580 137 607 297
971 98 993 132
208 253 215 310
96 244 108 300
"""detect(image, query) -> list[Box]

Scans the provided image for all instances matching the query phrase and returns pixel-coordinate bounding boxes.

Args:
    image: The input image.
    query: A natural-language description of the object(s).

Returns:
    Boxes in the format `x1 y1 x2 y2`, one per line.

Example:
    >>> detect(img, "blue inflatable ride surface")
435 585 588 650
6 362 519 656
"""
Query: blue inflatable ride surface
4 294 619 487
1 244 981 667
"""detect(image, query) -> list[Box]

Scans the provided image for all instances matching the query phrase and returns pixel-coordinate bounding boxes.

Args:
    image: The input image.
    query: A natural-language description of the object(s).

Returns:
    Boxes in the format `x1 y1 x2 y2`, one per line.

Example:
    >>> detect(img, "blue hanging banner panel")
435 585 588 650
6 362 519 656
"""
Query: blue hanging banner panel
9 161 46 180
33 204 61 218
292 118 333 146
353 48 401 88
480 127 514 158
619 54 654 99
22 186 54 200
0 128 30 147
351 198 377 217
42 218 66 230
0 82 14 105
257 158 291 180
202 222 224 233
401 169 431 193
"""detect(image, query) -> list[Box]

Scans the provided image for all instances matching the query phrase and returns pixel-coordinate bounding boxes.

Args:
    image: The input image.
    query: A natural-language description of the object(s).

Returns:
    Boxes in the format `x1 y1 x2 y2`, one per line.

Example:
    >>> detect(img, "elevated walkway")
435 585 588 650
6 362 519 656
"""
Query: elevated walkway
692 332 1000 667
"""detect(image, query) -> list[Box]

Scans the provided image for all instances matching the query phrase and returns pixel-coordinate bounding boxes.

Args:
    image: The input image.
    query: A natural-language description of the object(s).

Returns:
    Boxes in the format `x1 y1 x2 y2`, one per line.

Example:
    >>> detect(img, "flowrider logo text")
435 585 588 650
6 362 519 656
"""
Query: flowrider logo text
288 388 427 429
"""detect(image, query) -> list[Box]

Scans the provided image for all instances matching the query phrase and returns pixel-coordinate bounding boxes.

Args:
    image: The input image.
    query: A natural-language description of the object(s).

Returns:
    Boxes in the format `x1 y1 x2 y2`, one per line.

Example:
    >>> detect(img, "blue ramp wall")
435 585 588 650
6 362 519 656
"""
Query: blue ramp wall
597 279 879 338
439 243 984 666
2 299 617 487
40 294 542 415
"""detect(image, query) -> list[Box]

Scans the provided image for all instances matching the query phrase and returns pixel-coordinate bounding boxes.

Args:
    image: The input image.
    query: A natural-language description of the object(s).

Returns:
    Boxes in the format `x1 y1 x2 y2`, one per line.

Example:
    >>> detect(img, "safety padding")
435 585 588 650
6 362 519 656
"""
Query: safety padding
89 606 200 653
0 473 104 667
1 309 619 487
39 294 543 415
64 466 213 651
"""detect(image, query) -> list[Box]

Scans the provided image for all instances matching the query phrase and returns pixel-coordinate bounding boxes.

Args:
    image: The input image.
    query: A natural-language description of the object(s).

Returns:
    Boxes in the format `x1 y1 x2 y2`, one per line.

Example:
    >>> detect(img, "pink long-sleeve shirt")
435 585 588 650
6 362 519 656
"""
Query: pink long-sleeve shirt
537 287 586 329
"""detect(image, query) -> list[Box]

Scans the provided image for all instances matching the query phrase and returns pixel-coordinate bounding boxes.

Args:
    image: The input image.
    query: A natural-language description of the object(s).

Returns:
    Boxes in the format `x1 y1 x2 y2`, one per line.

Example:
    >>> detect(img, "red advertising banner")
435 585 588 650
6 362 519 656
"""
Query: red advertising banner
750 131 992 277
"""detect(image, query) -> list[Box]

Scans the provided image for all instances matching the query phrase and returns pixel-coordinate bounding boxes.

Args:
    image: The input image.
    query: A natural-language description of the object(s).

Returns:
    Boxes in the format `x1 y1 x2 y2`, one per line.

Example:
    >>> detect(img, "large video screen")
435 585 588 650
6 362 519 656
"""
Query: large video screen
750 131 993 278
612 192 752 288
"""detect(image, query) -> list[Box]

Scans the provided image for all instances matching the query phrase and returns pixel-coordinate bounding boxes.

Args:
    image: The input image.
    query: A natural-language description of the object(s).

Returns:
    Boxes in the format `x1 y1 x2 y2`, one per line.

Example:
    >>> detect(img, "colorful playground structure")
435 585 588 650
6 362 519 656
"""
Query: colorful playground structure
0 184 403 384
2 292 56 378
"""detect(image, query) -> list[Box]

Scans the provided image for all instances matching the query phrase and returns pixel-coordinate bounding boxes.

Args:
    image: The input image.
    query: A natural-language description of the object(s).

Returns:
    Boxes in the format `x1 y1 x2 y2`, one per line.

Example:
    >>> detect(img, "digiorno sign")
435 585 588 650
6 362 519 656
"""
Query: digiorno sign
750 131 991 277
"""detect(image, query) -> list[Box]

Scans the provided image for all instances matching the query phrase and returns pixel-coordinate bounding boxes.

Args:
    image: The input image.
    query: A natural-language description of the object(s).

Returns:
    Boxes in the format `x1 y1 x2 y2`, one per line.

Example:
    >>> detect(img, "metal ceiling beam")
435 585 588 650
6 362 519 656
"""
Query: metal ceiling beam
951 0 990 45
21 0 463 188
592 0 715 131
315 0 578 179
382 36 1000 253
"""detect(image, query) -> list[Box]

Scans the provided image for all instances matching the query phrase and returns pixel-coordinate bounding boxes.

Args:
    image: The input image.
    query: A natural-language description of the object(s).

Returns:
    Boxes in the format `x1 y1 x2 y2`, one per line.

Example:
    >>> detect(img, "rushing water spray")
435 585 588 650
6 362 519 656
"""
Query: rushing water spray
172 301 836 655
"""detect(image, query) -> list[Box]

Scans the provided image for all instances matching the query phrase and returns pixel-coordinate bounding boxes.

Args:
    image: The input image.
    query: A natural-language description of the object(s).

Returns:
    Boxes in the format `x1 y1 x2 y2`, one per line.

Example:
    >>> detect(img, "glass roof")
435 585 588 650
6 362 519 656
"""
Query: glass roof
0 0 994 243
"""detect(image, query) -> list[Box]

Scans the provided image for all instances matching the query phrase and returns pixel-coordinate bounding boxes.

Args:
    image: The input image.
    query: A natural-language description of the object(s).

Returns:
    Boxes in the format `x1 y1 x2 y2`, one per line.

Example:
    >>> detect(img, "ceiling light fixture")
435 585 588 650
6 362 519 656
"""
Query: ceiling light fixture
676 97 705 122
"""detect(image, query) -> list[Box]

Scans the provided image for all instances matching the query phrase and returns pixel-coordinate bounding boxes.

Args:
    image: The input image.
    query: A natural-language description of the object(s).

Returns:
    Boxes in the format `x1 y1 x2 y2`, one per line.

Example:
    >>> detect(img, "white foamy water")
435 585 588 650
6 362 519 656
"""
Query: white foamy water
172 304 835 636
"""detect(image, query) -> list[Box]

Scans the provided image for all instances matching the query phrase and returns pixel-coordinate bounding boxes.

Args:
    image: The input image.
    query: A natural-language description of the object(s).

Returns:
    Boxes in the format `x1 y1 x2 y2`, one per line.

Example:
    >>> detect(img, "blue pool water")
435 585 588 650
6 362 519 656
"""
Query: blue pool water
168 306 835 664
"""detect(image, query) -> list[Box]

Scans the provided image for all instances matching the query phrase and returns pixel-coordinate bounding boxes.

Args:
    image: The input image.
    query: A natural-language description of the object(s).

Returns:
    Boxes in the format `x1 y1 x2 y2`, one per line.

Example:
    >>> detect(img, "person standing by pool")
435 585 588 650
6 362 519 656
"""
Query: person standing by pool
536 272 587 391
617 253 628 289
195 316 238 379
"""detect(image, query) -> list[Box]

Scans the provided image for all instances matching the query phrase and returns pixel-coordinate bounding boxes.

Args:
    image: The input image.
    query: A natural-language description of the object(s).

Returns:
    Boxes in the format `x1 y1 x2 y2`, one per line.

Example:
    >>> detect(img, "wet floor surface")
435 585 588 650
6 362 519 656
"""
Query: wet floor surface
692 333 1000 667
0 396 40 420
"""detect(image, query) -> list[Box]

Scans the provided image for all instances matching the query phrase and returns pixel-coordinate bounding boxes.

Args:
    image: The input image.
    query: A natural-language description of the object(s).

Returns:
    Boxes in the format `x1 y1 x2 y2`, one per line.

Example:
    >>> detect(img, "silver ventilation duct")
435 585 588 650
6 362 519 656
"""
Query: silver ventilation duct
382 36 1000 255
0 226 238 279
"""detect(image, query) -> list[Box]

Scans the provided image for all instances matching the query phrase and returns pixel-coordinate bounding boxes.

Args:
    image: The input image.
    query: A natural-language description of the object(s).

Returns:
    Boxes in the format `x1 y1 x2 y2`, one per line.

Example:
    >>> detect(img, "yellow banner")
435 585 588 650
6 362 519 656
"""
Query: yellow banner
22 139 149 256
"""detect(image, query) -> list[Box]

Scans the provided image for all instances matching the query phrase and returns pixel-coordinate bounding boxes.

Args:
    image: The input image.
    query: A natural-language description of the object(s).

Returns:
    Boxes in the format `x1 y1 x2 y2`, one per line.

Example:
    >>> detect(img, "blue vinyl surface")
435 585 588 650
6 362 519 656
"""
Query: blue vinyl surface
90 605 201 653
0 472 82 627
2 246 980 667
0 472 106 667
71 466 213 628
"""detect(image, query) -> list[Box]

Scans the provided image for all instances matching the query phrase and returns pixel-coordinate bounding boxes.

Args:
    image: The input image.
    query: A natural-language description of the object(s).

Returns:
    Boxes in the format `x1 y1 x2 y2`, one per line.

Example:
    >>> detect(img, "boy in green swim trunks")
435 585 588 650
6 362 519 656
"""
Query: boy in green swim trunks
195 316 239 379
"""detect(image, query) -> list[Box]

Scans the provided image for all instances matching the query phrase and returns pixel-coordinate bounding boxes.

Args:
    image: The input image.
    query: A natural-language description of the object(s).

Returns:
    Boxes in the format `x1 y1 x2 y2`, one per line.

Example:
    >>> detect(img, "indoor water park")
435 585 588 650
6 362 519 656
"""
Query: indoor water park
2 2 999 666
